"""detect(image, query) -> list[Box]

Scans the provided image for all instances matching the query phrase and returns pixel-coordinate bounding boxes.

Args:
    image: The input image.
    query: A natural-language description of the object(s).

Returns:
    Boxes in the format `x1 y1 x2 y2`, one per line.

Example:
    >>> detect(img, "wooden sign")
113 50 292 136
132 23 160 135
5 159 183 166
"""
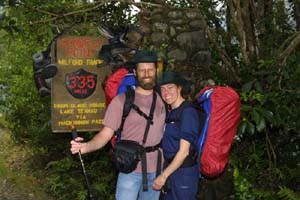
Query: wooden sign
51 36 110 133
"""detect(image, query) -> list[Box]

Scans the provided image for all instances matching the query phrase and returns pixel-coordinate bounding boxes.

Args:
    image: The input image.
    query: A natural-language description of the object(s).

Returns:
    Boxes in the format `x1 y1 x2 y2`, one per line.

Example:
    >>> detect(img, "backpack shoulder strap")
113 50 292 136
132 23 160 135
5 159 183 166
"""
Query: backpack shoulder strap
123 86 135 117
142 91 157 144
117 86 135 138
175 101 194 123
166 100 193 128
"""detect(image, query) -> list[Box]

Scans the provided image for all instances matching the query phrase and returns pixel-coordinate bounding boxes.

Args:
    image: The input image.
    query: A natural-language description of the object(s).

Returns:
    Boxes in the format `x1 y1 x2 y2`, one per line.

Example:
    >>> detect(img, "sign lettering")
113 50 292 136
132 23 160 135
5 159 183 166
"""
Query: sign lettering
51 36 110 133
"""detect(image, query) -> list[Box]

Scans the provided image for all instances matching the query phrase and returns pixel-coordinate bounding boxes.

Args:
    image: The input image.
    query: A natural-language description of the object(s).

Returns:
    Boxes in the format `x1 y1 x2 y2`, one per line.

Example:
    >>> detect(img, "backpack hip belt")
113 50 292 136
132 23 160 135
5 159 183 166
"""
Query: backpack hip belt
144 142 161 153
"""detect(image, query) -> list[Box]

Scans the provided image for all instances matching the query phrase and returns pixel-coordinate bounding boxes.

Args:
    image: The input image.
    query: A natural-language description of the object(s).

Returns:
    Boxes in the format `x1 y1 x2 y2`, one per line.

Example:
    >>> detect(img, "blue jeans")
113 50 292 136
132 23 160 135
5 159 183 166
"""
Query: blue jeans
115 172 160 200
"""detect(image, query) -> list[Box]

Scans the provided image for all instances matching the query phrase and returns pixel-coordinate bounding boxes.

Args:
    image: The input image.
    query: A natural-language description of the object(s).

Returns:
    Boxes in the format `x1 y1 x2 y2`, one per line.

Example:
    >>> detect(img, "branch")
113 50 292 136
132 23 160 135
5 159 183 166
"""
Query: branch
19 0 111 26
265 127 277 168
18 0 166 26
123 0 166 9
276 31 300 66
277 32 298 53
201 18 241 84
18 1 59 17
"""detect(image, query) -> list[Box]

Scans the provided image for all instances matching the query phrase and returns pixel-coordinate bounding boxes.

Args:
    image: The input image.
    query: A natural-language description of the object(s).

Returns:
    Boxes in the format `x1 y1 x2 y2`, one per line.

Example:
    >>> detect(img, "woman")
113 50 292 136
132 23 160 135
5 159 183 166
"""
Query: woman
153 72 200 200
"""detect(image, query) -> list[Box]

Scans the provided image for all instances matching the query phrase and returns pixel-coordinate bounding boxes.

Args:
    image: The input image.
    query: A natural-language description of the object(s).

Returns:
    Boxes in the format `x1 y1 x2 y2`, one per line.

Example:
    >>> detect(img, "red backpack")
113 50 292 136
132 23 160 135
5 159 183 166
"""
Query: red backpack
165 86 240 177
104 67 136 107
197 86 240 177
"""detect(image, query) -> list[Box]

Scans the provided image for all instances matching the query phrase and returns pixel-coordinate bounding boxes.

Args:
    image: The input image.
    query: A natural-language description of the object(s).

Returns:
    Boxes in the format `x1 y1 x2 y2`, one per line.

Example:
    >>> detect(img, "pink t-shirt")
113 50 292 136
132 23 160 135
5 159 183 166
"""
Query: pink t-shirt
104 91 166 173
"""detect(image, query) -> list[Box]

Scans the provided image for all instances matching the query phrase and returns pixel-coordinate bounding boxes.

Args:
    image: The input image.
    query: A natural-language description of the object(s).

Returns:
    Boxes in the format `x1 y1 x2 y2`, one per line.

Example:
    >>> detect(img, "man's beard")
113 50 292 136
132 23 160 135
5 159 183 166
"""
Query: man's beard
137 76 156 90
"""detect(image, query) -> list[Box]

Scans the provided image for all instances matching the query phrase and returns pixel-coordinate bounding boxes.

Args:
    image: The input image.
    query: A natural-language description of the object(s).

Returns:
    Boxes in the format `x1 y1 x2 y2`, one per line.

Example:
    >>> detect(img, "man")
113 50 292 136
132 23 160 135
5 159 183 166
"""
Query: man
70 50 166 200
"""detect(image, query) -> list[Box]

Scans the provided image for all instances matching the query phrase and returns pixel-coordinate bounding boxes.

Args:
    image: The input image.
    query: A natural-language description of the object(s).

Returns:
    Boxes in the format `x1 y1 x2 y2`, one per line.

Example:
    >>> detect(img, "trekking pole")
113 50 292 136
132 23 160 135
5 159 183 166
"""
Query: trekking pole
70 125 95 200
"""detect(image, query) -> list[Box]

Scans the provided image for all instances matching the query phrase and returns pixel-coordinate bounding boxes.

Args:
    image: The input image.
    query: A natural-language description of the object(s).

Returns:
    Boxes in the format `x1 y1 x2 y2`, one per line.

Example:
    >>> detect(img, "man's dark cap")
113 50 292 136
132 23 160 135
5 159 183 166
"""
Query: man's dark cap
130 50 158 64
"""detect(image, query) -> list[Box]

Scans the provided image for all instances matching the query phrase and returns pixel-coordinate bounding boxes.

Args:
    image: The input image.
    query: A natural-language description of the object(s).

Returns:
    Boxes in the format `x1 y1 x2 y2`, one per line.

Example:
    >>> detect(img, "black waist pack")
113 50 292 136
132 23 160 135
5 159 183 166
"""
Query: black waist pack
112 140 145 173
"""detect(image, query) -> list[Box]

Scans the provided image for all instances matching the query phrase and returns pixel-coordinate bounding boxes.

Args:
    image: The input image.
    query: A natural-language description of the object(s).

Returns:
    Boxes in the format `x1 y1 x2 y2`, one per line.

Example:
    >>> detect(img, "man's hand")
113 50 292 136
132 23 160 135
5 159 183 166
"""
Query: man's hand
70 137 85 154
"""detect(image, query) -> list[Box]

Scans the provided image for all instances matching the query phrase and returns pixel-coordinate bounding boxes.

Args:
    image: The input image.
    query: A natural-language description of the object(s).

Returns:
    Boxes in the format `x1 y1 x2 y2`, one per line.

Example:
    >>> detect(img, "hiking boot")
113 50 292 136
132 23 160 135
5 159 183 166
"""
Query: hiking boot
41 64 57 79
111 45 132 56
109 58 125 67
98 44 113 62
108 37 131 56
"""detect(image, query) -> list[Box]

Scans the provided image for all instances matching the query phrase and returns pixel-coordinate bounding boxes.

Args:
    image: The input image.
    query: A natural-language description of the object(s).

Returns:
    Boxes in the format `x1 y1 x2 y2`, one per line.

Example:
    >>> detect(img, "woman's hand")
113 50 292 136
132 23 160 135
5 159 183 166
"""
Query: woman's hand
153 139 191 191
152 174 167 190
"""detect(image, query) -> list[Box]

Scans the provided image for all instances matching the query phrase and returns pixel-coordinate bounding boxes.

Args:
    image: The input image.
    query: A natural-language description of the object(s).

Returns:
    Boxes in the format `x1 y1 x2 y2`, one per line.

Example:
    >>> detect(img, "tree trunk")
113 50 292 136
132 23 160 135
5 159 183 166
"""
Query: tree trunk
230 0 250 65
242 0 257 61
293 0 300 31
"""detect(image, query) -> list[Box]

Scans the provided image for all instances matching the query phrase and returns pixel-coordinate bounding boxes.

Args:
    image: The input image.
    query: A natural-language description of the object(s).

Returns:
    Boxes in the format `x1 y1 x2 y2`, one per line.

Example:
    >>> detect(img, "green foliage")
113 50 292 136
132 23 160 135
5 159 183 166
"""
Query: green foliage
0 158 8 177
230 47 300 198
233 167 257 200
45 156 86 199
1 36 52 145
277 186 300 200
43 147 116 200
